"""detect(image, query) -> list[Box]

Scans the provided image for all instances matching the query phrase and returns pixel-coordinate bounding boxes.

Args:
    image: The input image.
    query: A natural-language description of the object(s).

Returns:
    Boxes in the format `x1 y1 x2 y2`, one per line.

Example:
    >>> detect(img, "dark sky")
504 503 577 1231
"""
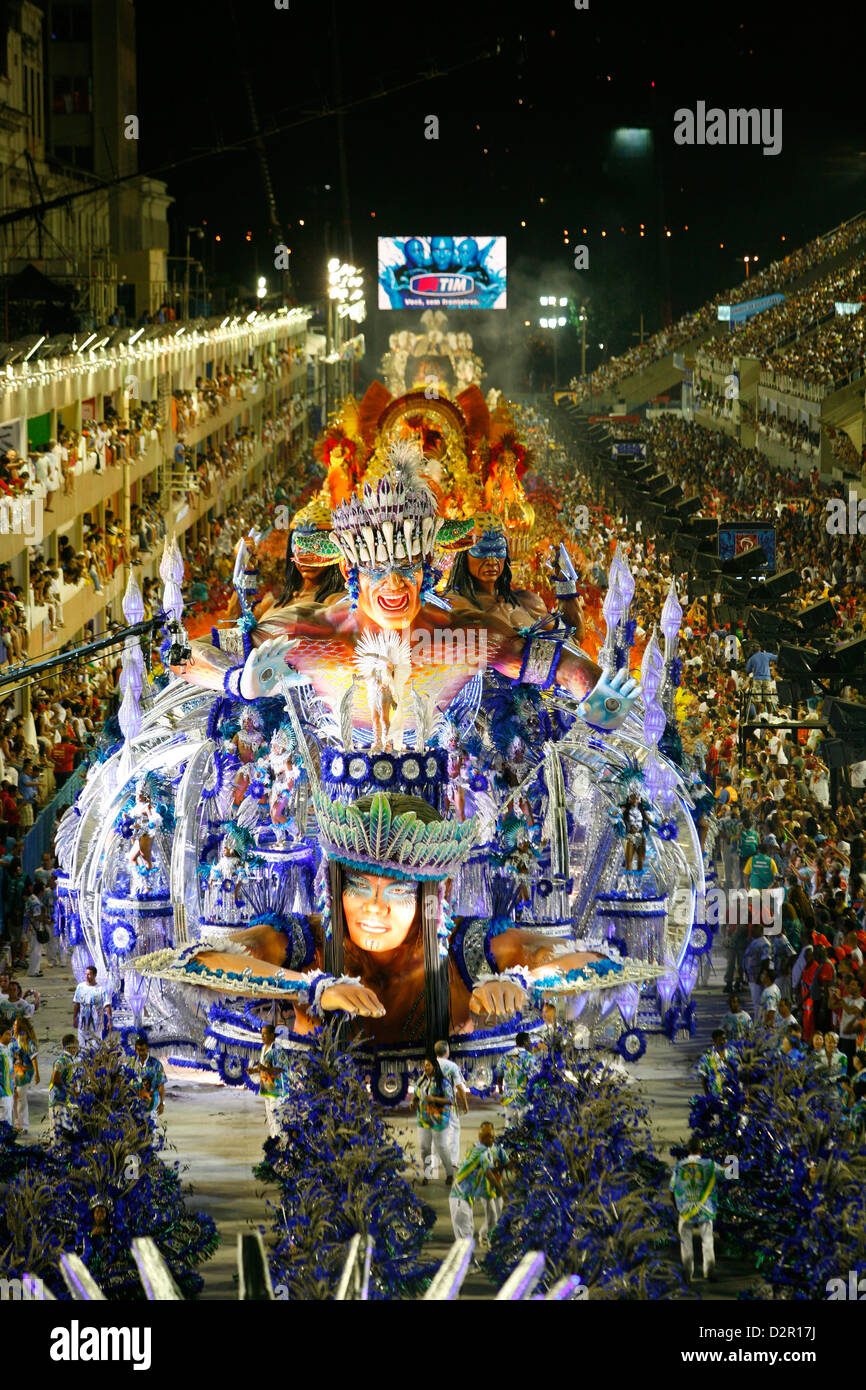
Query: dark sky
135 0 866 377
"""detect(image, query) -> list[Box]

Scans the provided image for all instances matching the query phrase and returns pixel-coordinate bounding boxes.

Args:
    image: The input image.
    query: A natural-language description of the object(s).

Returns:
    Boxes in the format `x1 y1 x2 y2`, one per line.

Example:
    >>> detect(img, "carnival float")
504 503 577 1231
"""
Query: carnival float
52 322 715 1103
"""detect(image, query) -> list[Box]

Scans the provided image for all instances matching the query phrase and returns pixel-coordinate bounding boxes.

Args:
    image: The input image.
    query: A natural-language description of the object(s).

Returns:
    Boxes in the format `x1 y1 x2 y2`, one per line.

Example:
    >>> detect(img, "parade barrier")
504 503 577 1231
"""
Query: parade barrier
22 765 85 878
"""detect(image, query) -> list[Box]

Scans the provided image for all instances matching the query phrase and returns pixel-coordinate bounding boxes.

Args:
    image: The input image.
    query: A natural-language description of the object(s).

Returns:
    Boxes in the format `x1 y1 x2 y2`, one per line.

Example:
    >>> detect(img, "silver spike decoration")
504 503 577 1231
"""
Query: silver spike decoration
159 533 189 661
659 576 683 727
339 679 356 752
494 1251 546 1300
334 1233 373 1300
543 741 570 881
117 572 147 785
131 1237 183 1300
159 533 184 625
609 541 636 674
232 536 250 614
36 1236 582 1300
422 1239 475 1300
58 1251 106 1301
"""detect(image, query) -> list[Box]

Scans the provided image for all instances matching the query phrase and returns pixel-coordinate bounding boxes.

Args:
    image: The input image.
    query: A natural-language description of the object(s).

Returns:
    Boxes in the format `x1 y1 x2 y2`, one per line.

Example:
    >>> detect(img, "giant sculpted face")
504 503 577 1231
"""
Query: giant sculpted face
351 562 425 630
467 551 505 587
342 869 419 953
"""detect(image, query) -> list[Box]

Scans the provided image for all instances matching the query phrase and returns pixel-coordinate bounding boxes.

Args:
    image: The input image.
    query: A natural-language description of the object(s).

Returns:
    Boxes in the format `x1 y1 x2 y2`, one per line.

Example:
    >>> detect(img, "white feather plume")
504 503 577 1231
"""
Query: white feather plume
385 439 435 500
339 681 356 751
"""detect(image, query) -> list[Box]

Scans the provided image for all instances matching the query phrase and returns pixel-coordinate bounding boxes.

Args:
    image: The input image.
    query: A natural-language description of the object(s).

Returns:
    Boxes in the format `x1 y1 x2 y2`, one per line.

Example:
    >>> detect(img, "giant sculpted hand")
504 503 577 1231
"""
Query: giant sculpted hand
469 977 527 1019
319 982 386 1017
239 637 306 700
578 666 641 732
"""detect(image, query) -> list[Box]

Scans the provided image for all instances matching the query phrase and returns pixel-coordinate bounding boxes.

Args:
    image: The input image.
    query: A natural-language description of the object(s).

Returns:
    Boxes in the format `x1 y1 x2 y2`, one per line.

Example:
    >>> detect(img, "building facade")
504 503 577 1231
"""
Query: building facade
0 0 172 335
0 308 313 667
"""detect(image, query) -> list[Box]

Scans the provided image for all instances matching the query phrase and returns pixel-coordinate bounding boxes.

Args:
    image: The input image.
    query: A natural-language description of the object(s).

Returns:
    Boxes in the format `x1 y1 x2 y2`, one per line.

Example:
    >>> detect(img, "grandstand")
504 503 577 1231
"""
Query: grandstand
567 213 866 485
0 309 317 662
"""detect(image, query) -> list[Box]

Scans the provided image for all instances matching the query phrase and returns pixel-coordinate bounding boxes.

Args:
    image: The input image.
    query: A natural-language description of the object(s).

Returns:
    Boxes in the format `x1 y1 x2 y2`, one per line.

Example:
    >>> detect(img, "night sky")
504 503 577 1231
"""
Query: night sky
135 0 866 382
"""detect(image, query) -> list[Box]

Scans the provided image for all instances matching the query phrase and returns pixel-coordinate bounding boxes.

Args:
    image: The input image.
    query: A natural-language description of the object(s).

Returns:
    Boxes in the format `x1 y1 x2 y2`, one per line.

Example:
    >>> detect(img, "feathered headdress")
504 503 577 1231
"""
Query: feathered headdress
329 441 443 570
220 822 256 857
608 756 647 801
312 789 479 881
134 771 161 800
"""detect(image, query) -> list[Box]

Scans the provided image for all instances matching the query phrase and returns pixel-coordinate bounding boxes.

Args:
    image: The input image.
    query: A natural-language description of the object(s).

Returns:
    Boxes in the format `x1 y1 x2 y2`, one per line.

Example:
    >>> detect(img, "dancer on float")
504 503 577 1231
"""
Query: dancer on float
174 440 639 737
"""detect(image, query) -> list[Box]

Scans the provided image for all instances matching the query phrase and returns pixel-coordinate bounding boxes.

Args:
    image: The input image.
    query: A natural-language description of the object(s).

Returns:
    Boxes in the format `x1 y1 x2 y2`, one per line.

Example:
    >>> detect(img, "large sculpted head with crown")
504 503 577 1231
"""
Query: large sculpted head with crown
329 440 442 631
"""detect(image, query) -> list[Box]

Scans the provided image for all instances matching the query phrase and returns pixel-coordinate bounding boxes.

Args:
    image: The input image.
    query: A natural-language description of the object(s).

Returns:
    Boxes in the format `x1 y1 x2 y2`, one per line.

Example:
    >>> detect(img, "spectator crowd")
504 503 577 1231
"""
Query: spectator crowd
568 214 866 400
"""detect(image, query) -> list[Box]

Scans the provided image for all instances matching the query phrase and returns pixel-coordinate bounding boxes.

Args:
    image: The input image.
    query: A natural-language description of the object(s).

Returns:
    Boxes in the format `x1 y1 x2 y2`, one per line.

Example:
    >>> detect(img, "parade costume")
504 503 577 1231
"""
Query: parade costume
670 1153 727 1281
256 1038 292 1137
449 1138 506 1243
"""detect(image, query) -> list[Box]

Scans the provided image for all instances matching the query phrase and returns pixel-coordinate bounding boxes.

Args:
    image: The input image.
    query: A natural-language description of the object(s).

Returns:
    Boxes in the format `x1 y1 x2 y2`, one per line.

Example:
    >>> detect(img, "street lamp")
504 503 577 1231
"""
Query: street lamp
539 294 570 389
326 260 366 415
743 254 759 279
578 305 587 379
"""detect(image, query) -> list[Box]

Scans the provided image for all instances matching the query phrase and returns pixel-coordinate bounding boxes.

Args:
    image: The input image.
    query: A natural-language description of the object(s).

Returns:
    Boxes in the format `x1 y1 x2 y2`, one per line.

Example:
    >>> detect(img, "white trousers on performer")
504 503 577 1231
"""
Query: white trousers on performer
264 1096 285 1138
679 1217 715 1278
418 1127 453 1179
450 1196 475 1241
479 1197 502 1240
449 1196 502 1244
0 1094 13 1126
447 1113 461 1166
12 1083 30 1130
28 933 42 975
78 1027 102 1050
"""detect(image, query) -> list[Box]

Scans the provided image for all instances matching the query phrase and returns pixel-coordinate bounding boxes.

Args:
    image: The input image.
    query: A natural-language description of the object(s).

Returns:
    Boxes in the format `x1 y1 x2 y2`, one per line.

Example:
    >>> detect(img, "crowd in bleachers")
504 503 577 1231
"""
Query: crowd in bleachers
755 409 822 458
763 312 866 390
171 346 302 436
567 215 866 400
543 408 866 1091
0 338 307 675
709 257 866 363
827 426 863 472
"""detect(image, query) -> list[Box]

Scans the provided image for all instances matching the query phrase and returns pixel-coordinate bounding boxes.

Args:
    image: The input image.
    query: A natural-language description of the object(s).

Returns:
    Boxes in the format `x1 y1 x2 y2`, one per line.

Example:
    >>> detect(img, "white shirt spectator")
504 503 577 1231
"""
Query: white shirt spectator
851 760 866 789
839 992 866 1041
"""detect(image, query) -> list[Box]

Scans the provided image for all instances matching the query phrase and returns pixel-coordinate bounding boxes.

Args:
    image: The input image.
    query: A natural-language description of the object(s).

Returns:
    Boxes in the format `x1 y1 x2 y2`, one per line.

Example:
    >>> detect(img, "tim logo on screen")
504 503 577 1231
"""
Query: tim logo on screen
735 536 760 556
411 272 475 298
